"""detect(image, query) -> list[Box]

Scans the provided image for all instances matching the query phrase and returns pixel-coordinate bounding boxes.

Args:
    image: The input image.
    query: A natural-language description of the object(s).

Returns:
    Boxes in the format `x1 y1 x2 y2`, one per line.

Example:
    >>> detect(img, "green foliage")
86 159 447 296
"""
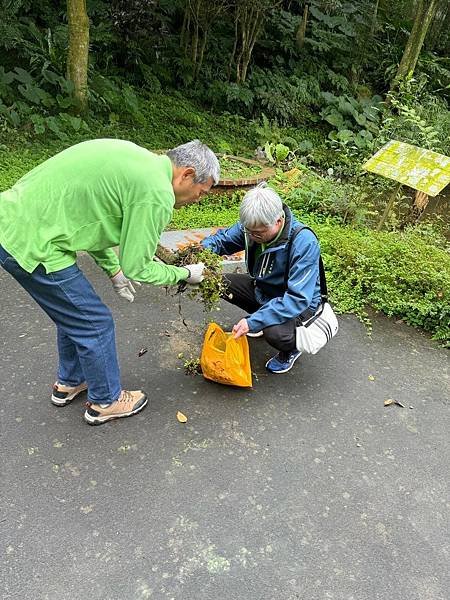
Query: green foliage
0 0 25 51
183 356 202 376
248 68 322 125
320 92 383 155
271 167 376 226
169 192 243 231
264 142 291 164
253 113 320 150
89 74 146 125
252 114 319 170
0 92 259 189
416 53 450 101
378 78 450 155
315 222 450 345
0 142 54 191
0 63 83 137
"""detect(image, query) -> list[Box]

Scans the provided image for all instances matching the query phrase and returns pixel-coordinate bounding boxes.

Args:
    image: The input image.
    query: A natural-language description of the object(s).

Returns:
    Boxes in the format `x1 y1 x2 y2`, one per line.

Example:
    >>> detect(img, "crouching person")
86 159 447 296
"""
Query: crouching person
201 183 321 374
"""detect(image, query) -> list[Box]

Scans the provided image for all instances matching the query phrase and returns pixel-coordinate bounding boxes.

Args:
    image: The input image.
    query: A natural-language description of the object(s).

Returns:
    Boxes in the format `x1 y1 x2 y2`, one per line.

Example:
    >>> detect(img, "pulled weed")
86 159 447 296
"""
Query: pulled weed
173 245 227 312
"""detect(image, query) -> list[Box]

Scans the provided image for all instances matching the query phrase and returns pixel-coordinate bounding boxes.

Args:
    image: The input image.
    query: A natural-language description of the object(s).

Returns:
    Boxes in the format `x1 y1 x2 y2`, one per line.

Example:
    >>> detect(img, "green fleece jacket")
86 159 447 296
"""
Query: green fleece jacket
0 138 188 285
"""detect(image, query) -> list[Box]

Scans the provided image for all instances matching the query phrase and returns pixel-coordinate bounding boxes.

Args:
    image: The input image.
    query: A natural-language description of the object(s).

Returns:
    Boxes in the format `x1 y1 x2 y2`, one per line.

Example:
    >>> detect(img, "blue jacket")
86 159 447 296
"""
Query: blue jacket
201 205 321 332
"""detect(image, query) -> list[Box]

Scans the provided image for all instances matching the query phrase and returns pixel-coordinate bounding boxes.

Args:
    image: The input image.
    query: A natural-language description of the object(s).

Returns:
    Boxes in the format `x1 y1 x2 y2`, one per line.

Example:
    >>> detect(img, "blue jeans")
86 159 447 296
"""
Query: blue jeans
0 246 121 404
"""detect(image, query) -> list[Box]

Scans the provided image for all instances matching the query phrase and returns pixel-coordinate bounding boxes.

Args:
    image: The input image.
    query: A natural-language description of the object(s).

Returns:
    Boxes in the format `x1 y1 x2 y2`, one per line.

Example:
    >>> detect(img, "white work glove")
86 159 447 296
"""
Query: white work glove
184 262 205 285
110 270 141 302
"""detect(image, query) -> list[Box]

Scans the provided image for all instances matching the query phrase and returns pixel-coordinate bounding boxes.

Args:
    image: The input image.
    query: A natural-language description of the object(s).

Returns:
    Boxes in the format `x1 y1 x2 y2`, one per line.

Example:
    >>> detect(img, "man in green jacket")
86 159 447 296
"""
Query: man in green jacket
0 138 219 424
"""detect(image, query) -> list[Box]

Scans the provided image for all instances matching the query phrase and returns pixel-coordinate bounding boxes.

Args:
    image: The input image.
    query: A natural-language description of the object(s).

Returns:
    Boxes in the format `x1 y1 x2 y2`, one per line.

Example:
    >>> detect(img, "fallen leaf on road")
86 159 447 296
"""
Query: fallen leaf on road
384 398 405 408
368 375 375 381
176 411 188 423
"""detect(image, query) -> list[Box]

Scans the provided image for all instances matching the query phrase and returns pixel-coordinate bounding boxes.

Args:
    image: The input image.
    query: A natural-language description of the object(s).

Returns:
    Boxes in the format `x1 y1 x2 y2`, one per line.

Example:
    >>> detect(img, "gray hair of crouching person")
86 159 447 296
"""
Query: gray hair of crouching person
166 139 220 185
239 182 284 229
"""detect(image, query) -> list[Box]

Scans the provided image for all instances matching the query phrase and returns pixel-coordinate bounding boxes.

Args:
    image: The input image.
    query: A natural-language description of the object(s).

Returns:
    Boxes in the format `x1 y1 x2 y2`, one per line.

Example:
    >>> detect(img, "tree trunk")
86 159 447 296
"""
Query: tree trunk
228 14 239 81
296 4 308 49
190 0 201 67
370 0 380 36
191 21 199 66
390 0 439 89
194 32 208 80
67 0 89 114
241 27 260 84
180 6 189 50
235 5 265 84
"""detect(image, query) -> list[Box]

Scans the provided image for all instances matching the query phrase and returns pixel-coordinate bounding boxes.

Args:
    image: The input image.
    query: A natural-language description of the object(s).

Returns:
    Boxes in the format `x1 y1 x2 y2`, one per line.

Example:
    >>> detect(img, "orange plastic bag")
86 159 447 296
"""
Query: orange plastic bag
200 323 252 387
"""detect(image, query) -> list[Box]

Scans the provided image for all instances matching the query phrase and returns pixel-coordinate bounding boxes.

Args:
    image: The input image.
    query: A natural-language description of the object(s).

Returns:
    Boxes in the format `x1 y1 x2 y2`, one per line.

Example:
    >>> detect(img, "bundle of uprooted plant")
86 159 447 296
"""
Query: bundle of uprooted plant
172 244 227 312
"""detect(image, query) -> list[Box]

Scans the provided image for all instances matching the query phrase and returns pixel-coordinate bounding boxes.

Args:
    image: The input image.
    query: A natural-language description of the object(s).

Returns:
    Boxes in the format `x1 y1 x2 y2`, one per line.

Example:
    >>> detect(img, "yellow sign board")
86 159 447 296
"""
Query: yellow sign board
362 140 450 196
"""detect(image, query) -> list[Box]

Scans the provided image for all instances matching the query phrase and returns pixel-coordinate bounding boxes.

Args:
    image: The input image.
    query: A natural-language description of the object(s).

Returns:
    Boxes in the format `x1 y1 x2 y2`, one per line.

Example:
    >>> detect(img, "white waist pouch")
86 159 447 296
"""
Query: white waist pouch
296 302 339 354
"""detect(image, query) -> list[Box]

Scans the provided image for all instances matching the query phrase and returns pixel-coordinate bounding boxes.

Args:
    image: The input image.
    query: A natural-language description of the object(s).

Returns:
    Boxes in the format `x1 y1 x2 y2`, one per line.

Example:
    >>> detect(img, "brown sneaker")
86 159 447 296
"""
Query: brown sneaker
84 390 148 425
51 382 88 406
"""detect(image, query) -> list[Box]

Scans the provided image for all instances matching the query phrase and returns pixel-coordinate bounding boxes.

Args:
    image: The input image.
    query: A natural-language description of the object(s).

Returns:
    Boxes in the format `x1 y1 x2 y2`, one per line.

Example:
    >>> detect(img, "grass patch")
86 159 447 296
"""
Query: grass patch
169 191 244 230
219 156 262 179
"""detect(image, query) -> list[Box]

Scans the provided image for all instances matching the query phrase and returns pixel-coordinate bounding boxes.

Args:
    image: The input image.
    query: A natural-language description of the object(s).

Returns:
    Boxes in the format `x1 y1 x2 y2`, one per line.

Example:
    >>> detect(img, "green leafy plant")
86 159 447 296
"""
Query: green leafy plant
264 142 290 164
320 92 383 156
183 356 202 376
0 63 88 139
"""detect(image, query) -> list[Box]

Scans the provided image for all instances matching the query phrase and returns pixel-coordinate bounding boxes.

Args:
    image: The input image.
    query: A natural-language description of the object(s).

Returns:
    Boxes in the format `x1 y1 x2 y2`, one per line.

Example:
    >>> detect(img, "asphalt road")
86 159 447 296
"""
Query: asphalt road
1 254 449 600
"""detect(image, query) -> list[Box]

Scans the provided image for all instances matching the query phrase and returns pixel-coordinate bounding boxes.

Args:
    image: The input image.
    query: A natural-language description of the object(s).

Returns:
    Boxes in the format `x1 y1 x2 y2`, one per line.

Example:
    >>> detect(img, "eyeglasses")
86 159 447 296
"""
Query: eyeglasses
243 219 282 239
243 227 269 239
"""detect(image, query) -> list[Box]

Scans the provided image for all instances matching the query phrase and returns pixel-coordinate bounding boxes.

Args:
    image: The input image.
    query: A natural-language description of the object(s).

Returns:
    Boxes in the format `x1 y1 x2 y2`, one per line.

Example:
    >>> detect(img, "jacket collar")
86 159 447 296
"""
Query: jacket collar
277 204 293 246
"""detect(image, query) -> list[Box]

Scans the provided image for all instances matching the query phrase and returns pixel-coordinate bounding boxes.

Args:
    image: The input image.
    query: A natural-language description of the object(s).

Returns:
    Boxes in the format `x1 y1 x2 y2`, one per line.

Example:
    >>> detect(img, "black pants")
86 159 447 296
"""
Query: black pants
223 273 297 353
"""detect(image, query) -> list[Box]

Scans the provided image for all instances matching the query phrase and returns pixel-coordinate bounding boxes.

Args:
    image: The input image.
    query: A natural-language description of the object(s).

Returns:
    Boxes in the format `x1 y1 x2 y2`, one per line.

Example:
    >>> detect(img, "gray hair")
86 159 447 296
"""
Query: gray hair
239 182 284 228
166 140 220 185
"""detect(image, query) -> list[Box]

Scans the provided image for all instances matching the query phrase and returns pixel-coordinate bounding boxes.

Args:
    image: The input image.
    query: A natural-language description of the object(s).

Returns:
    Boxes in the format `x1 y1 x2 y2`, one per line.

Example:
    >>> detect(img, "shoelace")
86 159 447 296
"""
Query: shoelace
119 390 133 403
85 390 133 409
